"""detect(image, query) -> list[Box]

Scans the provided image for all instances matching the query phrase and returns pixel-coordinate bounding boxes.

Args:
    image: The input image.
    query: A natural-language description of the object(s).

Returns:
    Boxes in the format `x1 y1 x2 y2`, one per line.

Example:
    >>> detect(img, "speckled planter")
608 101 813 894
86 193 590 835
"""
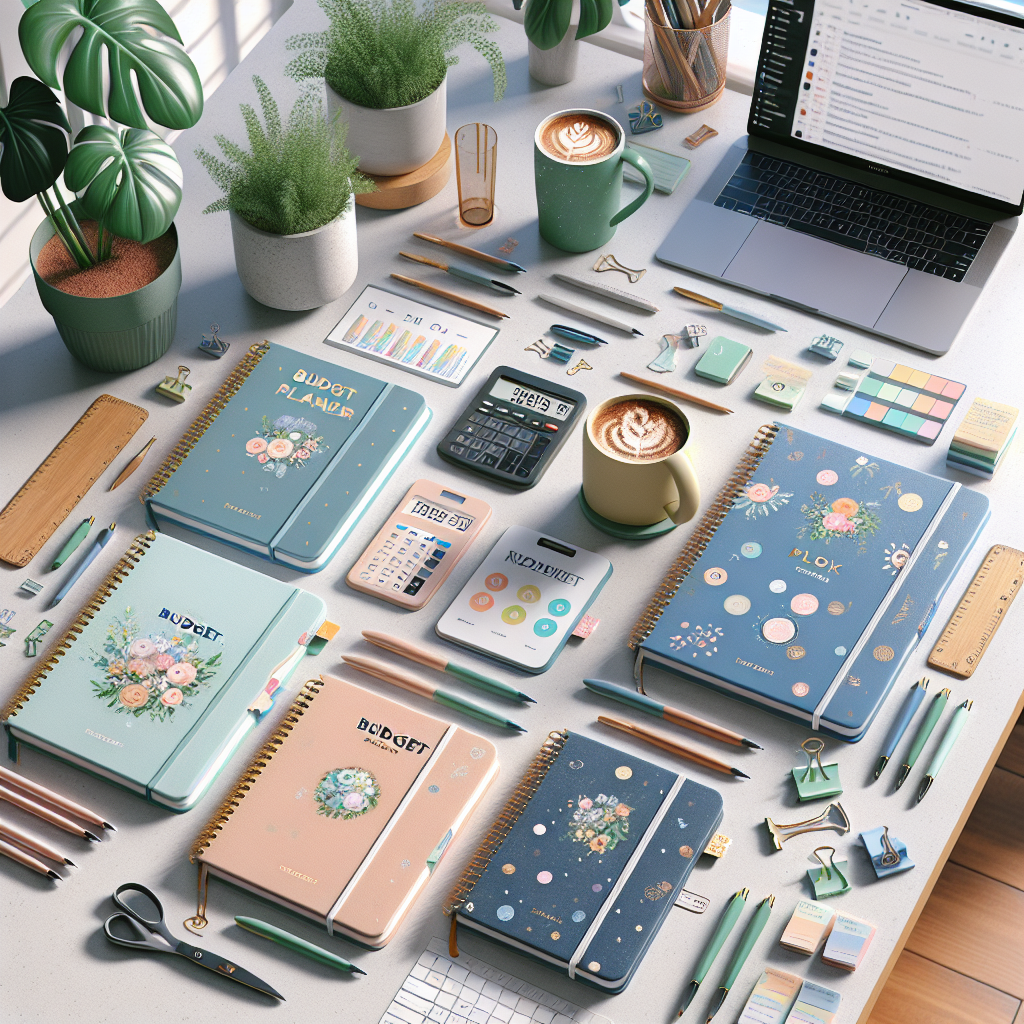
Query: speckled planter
230 196 357 311
327 78 447 177
528 35 580 86
30 211 180 374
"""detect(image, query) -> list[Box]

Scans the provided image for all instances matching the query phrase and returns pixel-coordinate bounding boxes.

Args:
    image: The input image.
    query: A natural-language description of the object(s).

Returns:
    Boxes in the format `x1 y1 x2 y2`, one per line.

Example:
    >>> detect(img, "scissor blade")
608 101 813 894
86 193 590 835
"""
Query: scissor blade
174 939 284 999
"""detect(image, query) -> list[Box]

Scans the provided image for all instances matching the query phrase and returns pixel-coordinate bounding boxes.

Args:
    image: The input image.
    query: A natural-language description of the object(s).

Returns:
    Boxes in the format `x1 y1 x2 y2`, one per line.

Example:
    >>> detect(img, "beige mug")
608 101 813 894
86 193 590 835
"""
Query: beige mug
582 394 700 526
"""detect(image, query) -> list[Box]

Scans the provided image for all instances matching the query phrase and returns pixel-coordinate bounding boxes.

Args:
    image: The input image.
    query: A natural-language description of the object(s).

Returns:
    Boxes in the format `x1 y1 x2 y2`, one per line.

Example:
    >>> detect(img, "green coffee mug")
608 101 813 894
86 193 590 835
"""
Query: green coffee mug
534 108 655 253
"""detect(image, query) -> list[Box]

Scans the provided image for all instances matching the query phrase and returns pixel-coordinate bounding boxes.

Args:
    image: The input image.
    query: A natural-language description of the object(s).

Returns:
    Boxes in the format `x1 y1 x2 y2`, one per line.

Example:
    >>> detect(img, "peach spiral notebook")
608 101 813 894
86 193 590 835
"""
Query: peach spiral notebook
189 673 499 948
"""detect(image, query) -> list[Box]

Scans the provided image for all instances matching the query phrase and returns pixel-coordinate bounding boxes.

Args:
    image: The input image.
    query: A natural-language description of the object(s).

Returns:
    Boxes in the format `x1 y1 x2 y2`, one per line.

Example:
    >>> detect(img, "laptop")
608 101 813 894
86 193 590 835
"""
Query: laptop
656 0 1024 354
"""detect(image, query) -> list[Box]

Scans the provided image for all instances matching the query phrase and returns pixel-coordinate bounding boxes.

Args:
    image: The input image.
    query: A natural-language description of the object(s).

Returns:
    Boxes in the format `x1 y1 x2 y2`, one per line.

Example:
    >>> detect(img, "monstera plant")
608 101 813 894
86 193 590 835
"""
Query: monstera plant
0 0 203 372
515 0 630 50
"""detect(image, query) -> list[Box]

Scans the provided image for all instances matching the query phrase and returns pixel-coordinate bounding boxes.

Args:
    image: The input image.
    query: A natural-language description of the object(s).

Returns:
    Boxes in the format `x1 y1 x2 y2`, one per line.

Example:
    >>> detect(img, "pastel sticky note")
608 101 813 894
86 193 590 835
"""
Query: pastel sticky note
780 899 836 955
877 382 901 402
848 350 873 368
889 364 914 384
871 358 896 377
919 420 942 441
820 394 846 413
846 396 871 416
924 375 948 394
694 336 753 384
857 377 882 397
931 399 954 419
942 381 966 399
821 913 876 971
894 388 917 408
907 369 931 388
865 402 887 421
784 981 842 1024
901 414 926 435
882 409 907 428
912 394 936 415
836 371 860 390
738 968 803 1024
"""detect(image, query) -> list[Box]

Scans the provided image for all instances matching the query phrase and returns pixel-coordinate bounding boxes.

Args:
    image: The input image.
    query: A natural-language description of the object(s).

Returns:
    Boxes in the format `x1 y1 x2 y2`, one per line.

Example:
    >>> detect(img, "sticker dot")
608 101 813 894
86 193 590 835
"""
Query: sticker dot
786 645 806 660
533 824 547 835
817 470 839 486
550 931 560 940
679 846 694 858
724 594 751 616
792 682 810 697
592 883 603 892
537 871 553 884
898 492 923 512
835 646 847 656
635 925 643 932
769 580 787 594
741 542 762 559
873 645 895 662
704 567 727 586
502 864 515 874
762 617 797 643
572 911 586 923
588 961 601 971
615 766 633 780
428 785 440 793
497 905 514 921
790 593 819 616
828 601 846 615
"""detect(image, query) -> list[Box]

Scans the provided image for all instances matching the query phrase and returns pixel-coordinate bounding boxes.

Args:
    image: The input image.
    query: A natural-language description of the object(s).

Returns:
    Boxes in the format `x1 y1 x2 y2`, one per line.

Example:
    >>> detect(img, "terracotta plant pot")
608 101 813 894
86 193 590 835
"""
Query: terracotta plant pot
327 78 447 177
30 211 181 374
229 195 358 311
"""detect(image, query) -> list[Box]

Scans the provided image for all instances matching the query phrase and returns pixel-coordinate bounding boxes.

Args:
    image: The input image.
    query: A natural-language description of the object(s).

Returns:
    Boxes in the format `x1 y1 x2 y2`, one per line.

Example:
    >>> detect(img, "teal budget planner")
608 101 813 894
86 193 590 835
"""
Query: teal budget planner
141 341 431 571
3 532 328 811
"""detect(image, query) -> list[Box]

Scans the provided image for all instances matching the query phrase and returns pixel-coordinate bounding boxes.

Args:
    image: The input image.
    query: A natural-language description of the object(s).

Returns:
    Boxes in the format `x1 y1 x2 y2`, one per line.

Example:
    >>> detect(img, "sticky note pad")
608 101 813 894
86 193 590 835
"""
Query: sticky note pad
738 968 803 1024
821 913 876 971
784 980 842 1024
780 899 836 954
624 141 691 195
695 337 753 385
848 349 873 368
755 378 805 410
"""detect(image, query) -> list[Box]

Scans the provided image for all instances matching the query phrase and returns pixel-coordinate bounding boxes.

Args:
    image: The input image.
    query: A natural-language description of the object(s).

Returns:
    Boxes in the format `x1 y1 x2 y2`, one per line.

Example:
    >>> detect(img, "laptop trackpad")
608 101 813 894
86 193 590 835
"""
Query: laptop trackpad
722 221 908 325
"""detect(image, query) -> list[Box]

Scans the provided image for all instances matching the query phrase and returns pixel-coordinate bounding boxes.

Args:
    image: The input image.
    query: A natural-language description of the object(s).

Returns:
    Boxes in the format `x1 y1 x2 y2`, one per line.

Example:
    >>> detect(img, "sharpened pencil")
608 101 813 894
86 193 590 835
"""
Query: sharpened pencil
597 716 750 778
619 372 733 413
391 273 510 318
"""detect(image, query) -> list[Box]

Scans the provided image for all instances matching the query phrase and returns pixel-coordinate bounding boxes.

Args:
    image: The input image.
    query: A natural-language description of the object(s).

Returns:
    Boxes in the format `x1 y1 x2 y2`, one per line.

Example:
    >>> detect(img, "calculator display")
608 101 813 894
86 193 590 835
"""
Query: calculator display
404 496 475 533
489 377 575 421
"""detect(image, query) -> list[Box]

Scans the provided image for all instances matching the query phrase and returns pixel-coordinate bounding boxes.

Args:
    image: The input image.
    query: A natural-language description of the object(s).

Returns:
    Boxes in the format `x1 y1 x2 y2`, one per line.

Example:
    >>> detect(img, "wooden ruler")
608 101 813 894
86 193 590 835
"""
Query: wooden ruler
0 395 148 568
928 545 1024 678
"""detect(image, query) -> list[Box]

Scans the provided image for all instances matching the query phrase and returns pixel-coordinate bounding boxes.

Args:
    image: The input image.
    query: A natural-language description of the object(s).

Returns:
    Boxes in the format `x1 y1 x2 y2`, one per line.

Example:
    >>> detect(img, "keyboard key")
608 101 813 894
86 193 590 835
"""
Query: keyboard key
449 444 465 456
509 439 532 454
468 413 487 424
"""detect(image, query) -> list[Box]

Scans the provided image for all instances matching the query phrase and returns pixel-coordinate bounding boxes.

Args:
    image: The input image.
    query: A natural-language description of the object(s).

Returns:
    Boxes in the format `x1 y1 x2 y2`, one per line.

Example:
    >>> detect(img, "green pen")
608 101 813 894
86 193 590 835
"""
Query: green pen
50 517 94 570
705 895 775 1024
894 687 951 790
235 917 365 974
918 699 972 803
677 888 749 1016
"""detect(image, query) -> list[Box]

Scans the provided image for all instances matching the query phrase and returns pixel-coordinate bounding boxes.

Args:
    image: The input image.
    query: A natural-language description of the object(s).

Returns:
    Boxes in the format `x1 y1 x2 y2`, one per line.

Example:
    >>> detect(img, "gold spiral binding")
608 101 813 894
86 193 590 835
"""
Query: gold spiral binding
139 341 271 503
2 532 156 720
442 729 568 917
627 423 780 650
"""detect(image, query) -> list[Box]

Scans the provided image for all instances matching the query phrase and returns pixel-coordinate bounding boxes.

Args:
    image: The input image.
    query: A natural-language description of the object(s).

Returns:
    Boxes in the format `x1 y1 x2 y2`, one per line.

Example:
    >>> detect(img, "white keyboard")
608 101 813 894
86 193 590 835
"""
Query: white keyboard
381 937 613 1024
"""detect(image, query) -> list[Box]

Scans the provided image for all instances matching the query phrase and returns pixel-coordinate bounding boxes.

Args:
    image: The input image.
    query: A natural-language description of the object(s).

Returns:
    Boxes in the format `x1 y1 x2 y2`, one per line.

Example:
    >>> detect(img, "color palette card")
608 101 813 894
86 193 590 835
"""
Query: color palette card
784 980 842 1024
823 357 966 445
947 397 1018 478
780 899 836 954
821 912 876 971
738 968 803 1024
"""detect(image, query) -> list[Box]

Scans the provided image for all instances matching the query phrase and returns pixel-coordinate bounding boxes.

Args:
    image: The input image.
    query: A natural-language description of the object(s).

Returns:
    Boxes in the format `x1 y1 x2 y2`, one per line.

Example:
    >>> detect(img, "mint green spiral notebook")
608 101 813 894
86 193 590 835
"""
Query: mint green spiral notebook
3 532 327 811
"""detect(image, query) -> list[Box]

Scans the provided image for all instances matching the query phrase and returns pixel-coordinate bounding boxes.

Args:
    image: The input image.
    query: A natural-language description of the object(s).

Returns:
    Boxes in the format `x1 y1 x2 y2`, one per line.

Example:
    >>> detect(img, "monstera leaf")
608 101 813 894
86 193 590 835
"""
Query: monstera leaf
576 0 613 40
0 76 70 202
64 125 182 242
19 0 203 131
523 0 613 48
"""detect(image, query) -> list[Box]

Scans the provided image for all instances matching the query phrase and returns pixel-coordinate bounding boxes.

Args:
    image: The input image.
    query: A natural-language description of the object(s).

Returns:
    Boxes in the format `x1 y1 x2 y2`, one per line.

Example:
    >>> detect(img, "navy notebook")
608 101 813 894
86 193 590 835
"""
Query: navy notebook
628 424 990 740
443 730 723 993
141 342 431 572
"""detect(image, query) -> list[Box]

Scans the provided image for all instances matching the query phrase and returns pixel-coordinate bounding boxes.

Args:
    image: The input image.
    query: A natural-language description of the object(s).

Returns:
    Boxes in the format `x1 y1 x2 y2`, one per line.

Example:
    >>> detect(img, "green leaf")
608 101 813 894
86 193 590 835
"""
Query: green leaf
576 0 613 39
524 0 572 49
0 76 70 201
19 0 203 130
64 125 181 242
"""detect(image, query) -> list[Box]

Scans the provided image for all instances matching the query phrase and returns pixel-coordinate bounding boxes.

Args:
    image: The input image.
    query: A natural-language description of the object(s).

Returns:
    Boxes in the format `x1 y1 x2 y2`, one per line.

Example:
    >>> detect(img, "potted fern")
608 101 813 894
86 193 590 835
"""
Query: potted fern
0 0 203 373
517 0 629 85
196 77 374 311
286 0 506 178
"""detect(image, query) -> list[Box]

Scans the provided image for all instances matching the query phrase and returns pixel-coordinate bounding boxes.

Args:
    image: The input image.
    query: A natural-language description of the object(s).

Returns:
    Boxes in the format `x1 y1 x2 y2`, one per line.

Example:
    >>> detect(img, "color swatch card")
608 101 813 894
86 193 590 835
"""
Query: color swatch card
947 397 1018 477
780 899 836 954
784 980 842 1024
821 912 876 971
738 968 803 1024
326 284 500 387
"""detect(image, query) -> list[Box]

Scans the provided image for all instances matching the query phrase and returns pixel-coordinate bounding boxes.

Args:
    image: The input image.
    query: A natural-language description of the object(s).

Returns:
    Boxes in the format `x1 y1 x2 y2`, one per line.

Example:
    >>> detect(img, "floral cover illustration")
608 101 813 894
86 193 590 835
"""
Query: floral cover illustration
245 415 328 479
802 491 881 541
567 793 634 854
314 767 380 820
91 609 221 722
732 482 793 519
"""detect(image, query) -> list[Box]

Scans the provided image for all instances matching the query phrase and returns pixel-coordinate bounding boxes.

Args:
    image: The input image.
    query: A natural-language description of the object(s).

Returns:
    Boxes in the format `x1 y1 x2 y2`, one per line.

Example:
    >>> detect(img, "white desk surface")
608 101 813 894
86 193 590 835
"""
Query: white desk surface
2 5 1022 1022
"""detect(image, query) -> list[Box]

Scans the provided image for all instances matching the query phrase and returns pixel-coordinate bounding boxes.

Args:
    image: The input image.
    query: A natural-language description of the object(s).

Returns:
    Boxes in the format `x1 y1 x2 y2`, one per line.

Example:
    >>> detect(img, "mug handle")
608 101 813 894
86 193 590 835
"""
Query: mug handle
609 150 655 228
663 450 701 525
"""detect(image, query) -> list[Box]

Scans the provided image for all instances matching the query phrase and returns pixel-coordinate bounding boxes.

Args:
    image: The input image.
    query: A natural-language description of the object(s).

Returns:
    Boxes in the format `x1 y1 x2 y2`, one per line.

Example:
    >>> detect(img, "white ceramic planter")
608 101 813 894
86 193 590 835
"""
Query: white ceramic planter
229 196 357 311
327 78 447 177
528 35 580 86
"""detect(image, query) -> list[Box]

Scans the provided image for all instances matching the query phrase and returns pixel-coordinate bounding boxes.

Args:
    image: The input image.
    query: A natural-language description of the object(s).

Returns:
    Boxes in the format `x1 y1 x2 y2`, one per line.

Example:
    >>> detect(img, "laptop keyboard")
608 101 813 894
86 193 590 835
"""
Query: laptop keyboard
714 152 991 282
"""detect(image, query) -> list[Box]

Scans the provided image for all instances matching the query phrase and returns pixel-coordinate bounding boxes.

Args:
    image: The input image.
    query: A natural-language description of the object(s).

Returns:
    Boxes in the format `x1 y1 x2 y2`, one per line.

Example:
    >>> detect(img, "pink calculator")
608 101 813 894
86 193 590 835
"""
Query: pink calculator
346 480 492 609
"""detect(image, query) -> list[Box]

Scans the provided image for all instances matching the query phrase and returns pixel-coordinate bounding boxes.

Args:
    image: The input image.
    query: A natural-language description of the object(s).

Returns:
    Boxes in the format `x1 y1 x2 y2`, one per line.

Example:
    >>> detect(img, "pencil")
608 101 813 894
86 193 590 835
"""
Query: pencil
413 232 527 273
0 838 62 880
391 273 509 319
0 766 115 831
619 372 733 413
552 273 660 313
0 819 76 865
597 716 750 778
537 294 643 335
49 521 115 608
0 786 101 841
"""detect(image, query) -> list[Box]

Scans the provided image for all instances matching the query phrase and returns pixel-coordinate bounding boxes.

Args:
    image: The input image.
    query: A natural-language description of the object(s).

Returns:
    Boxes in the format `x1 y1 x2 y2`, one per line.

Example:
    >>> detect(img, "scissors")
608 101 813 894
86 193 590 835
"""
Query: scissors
103 882 284 1000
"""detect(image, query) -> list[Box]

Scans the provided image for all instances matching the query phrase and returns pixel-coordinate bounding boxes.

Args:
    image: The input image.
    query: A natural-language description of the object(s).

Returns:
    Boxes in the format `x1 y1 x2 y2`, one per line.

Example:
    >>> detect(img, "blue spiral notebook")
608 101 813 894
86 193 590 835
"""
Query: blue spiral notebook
141 341 431 572
628 424 990 740
443 730 723 993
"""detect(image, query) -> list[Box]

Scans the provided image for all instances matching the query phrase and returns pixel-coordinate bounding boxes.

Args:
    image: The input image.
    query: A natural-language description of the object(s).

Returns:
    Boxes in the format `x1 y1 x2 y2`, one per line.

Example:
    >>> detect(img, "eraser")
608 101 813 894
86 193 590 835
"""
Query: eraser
780 899 836 955
694 336 753 385
821 912 876 971
848 350 873 368
835 370 861 391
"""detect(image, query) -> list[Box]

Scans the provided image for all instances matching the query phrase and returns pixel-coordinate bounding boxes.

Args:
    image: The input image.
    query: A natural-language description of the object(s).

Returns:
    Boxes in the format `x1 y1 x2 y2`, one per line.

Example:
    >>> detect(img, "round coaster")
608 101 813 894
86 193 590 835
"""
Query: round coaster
577 489 677 539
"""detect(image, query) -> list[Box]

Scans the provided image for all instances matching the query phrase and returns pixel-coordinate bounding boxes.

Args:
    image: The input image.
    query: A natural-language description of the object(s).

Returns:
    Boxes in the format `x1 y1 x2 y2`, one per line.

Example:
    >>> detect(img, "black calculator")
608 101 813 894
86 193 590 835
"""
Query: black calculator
437 366 587 488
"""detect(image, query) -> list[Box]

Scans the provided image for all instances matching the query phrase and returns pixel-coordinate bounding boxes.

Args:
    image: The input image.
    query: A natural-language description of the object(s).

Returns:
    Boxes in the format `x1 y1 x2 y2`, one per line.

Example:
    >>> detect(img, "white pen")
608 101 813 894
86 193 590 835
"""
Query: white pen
537 294 644 336
552 273 660 312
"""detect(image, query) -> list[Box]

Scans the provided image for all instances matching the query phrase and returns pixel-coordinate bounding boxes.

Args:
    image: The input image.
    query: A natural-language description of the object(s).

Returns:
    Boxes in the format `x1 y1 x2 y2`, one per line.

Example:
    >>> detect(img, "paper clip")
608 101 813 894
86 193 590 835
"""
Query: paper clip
766 802 850 851
860 825 915 879
593 253 646 283
807 846 851 898
198 323 229 357
24 619 53 657
792 738 843 802
628 100 663 135
567 359 593 376
156 366 193 403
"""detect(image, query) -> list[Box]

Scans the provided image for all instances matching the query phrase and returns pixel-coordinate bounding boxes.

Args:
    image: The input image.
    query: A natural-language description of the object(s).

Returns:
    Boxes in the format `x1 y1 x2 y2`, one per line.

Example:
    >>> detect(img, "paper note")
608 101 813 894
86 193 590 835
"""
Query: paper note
952 397 1019 455
821 912 876 971
785 980 842 1024
738 967 803 1024
780 899 836 954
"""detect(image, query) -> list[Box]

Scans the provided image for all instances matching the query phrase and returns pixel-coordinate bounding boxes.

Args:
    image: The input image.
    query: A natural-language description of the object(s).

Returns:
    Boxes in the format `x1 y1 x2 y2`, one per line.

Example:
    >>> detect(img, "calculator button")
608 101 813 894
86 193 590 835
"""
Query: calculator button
512 411 526 419
496 406 510 414
481 400 494 407
498 453 521 473
530 419 542 427
477 427 495 441
509 439 531 454
548 598 571 616
464 450 483 462
519 455 540 473
485 573 508 592
456 434 471 445
403 577 426 596
517 427 536 441
479 453 499 467
486 443 505 456
499 423 519 436
544 423 559 431
424 557 440 569
449 444 466 456
469 439 486 450
515 465 533 478
485 417 503 429
468 412 487 424
517 585 542 603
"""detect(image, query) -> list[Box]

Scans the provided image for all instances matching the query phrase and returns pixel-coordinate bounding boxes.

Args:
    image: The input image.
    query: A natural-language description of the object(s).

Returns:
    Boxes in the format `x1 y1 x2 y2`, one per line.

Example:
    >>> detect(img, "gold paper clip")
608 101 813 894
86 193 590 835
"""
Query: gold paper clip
766 802 850 851
593 253 646 283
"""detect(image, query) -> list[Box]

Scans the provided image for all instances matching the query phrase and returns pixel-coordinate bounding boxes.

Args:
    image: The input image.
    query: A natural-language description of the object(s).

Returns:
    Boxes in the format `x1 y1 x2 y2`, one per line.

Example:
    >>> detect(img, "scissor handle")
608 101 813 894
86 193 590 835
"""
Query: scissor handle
108 882 177 949
104 912 175 952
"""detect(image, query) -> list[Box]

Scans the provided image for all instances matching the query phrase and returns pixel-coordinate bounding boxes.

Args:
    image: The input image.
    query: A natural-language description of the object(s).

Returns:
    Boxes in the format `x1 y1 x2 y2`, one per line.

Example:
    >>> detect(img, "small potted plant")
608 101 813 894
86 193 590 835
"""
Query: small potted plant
286 0 506 178
0 0 203 373
517 0 629 85
196 77 374 311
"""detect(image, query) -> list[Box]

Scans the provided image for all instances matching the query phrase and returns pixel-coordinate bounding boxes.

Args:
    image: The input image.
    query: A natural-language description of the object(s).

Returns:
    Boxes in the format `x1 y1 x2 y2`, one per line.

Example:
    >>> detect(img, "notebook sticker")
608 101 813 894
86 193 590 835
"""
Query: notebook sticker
314 768 380 820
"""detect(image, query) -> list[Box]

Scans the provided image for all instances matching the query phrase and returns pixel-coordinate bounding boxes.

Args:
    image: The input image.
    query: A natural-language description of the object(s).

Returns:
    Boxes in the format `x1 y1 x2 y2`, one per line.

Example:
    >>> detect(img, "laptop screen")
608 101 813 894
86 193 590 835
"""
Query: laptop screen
749 0 1024 213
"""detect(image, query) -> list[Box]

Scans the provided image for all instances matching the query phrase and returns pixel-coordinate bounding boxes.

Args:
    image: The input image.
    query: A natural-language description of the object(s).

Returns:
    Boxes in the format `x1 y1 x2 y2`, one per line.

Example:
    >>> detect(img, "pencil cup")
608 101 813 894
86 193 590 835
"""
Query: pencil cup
643 10 730 112
455 124 498 227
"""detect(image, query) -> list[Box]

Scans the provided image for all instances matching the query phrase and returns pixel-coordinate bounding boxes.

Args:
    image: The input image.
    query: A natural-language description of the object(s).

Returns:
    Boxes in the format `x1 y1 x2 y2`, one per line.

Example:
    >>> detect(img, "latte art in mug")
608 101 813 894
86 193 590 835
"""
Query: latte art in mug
593 399 687 460
539 114 619 162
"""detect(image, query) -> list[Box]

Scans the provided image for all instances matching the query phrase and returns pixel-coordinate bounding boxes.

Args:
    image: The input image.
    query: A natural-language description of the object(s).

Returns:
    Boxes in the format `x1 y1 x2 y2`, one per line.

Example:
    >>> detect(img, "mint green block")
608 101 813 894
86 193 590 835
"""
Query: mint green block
694 336 753 384
791 763 843 801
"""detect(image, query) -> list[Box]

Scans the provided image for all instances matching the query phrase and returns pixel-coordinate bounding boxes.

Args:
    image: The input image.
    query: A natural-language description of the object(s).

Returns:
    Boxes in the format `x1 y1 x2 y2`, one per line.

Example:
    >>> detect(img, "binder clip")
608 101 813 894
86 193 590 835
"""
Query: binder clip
567 359 592 376
0 609 15 648
860 825 915 879
198 323 229 358
808 334 844 360
766 802 850 851
628 100 663 135
24 619 53 657
19 580 43 596
593 253 646 283
792 738 843 801
683 324 707 348
807 846 850 898
156 365 193 403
